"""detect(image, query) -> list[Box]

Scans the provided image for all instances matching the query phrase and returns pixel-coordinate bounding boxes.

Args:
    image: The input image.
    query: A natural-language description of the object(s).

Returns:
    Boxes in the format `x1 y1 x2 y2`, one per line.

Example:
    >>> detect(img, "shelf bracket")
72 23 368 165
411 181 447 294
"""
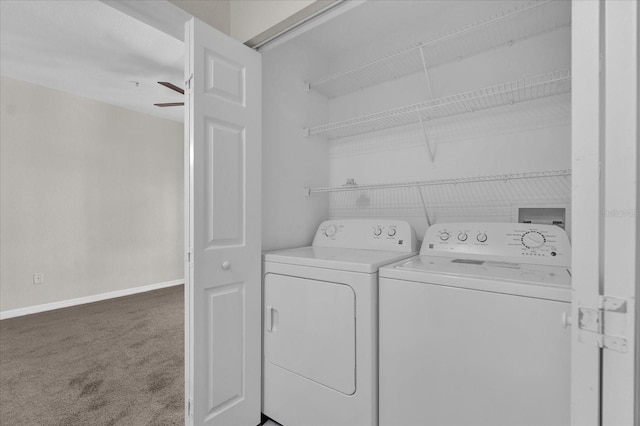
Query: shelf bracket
417 113 435 162
419 46 434 99
415 185 431 227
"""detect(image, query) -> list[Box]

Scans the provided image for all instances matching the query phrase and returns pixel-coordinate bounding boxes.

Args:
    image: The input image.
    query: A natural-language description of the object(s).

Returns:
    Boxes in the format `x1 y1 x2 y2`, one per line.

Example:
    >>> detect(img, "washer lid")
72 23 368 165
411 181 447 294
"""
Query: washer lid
263 246 417 273
381 255 571 301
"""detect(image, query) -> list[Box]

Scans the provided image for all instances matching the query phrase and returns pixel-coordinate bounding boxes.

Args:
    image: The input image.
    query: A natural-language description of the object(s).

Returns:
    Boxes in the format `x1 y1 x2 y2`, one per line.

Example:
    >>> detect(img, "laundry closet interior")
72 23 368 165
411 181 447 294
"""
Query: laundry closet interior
261 0 571 250
257 1 573 425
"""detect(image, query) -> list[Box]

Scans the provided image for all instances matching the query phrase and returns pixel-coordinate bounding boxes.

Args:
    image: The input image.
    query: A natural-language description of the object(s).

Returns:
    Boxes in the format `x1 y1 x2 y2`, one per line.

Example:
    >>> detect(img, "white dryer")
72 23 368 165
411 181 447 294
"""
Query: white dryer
263 219 418 426
379 222 572 426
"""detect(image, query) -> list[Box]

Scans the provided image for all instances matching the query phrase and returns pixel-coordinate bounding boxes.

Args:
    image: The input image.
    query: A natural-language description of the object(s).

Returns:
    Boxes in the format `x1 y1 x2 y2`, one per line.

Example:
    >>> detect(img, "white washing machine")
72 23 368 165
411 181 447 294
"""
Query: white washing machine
263 219 418 426
379 222 572 426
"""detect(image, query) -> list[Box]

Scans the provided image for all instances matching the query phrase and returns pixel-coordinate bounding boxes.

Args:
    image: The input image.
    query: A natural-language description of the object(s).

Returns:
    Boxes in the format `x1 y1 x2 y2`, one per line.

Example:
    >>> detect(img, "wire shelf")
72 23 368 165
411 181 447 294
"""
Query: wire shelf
308 0 571 98
305 69 571 140
305 169 571 196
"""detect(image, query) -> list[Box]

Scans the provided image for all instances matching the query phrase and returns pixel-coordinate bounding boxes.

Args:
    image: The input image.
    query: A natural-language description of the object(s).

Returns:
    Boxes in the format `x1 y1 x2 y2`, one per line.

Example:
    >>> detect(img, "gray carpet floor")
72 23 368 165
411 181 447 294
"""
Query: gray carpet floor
0 285 184 426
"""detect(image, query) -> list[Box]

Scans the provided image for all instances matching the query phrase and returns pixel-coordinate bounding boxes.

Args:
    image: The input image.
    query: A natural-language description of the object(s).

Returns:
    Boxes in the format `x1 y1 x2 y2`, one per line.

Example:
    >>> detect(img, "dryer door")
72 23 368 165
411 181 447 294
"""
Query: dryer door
264 273 356 395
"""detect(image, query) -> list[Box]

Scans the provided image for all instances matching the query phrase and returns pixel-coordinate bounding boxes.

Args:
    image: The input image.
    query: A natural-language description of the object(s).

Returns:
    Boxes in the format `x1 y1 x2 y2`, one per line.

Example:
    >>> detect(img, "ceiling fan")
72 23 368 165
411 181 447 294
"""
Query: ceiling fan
154 81 184 107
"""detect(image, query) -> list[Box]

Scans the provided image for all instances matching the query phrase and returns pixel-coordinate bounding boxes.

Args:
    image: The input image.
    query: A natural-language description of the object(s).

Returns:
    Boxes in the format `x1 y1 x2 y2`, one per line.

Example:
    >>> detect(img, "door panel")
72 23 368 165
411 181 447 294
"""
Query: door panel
264 274 356 395
186 17 261 426
204 50 246 105
205 283 244 417
205 118 245 246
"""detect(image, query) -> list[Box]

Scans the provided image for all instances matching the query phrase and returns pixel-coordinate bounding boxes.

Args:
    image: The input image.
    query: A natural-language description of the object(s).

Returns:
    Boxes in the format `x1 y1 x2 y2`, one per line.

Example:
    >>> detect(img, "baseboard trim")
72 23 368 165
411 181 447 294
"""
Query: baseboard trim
0 279 184 320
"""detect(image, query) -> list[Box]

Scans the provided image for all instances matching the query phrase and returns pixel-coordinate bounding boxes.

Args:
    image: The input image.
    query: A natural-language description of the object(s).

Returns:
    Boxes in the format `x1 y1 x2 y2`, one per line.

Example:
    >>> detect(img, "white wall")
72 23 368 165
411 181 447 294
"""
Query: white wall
261 38 331 251
0 77 183 313
325 27 572 238
265 1 573 240
169 0 327 45
230 0 320 44
168 0 231 35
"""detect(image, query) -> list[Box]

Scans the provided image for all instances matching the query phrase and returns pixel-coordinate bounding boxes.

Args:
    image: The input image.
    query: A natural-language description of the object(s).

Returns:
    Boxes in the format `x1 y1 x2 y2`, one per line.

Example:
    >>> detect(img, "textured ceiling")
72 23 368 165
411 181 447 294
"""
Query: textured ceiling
0 0 185 122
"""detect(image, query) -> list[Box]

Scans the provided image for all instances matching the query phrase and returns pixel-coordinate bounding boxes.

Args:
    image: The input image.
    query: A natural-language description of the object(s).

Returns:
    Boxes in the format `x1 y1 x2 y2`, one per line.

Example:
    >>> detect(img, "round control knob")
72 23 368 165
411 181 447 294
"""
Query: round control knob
374 227 382 236
221 260 231 270
439 232 450 241
457 233 468 242
388 228 397 237
521 231 545 248
477 233 488 243
324 224 337 237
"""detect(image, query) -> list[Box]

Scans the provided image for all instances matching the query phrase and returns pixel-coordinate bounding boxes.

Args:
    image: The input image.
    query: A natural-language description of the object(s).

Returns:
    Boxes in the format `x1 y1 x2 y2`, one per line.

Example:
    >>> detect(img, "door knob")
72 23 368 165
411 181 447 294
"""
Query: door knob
221 260 231 270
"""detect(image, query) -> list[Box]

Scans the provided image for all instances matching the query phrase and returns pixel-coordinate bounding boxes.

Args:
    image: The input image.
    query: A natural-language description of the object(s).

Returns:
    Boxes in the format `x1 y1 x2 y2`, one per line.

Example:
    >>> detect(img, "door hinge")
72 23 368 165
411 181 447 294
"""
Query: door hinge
187 251 192 263
577 296 629 353
187 398 193 417
185 73 193 91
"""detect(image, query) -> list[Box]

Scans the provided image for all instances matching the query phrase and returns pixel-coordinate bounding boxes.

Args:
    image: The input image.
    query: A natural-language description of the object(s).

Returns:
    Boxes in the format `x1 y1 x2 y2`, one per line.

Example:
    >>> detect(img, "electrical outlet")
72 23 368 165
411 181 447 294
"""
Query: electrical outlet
33 273 44 285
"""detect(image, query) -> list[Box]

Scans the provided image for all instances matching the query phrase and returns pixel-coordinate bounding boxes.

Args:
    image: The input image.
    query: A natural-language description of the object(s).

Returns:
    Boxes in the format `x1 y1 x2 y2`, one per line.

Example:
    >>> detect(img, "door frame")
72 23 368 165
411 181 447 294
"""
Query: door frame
601 1 639 424
570 1 603 424
571 0 639 424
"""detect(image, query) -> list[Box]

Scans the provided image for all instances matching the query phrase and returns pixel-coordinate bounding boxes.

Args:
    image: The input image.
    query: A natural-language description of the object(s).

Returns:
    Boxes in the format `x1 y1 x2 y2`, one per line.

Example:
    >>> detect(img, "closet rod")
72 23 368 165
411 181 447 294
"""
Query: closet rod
304 169 571 196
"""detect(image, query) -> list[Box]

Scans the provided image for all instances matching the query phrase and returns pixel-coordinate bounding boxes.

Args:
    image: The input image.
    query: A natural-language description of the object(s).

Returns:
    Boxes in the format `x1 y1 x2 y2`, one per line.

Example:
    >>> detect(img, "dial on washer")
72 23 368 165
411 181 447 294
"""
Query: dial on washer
325 225 337 237
521 231 546 248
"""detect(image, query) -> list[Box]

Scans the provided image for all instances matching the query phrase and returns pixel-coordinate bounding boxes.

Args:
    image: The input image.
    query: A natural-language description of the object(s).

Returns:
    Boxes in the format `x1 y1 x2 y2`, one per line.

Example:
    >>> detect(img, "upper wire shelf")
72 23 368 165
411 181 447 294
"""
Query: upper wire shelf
305 169 571 196
305 69 571 140
307 0 571 98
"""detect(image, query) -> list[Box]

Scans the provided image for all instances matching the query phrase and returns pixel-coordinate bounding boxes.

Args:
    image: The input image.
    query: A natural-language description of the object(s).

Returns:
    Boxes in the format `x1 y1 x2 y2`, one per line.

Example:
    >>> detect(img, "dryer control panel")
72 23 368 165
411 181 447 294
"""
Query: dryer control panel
420 222 571 267
313 219 418 252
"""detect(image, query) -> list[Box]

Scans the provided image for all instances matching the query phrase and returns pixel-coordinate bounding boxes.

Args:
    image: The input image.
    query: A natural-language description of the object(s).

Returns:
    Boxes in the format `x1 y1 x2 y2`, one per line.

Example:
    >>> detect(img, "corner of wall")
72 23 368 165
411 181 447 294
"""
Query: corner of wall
230 0 324 45
168 0 231 35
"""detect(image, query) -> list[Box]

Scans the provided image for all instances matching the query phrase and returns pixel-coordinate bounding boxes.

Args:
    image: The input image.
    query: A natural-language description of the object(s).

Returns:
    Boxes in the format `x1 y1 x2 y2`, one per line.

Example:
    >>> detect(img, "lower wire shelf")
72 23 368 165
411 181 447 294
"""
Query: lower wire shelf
305 169 572 196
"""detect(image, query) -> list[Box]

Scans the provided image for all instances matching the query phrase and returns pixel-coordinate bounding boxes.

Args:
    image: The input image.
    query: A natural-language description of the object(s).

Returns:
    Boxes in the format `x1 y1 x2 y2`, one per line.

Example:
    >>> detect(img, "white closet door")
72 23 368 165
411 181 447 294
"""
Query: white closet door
185 17 262 426
572 1 639 424
602 1 638 424
571 2 602 425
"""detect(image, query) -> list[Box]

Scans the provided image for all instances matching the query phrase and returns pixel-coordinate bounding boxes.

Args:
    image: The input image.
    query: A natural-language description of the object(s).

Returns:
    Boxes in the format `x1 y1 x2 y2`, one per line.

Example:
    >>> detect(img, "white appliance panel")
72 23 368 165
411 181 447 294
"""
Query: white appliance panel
379 277 571 426
312 219 418 252
394 255 571 286
380 257 571 302
262 261 378 426
264 273 356 395
421 222 571 266
264 246 419 273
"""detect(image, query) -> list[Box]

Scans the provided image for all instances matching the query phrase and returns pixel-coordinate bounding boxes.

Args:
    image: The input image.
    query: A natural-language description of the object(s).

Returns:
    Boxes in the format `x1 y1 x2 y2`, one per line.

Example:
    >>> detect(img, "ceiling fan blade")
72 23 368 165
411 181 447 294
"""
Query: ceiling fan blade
154 102 184 107
158 81 184 95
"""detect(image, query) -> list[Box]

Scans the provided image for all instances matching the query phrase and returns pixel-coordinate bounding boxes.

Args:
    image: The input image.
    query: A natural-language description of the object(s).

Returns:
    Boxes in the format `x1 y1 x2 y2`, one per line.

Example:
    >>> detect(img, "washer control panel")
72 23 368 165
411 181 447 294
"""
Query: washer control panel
421 222 571 267
313 219 418 252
